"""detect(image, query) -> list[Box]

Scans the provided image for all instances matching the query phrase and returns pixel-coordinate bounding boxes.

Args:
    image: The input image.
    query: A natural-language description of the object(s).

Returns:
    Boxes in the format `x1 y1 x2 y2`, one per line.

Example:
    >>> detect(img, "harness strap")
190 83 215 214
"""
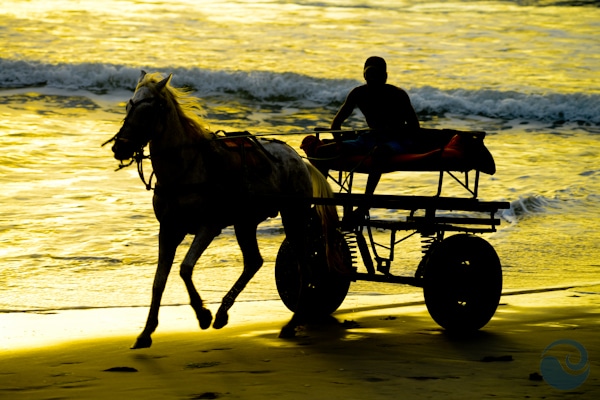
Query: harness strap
135 152 154 191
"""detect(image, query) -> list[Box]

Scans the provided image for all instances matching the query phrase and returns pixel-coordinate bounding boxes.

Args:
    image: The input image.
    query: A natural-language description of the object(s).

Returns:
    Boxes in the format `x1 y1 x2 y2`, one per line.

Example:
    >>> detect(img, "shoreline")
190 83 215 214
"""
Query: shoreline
1 287 599 399
2 284 598 352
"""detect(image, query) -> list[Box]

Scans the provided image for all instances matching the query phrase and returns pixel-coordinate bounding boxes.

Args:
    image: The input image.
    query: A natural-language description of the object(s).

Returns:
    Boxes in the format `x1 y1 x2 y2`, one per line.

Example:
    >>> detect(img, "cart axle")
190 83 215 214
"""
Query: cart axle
352 272 424 287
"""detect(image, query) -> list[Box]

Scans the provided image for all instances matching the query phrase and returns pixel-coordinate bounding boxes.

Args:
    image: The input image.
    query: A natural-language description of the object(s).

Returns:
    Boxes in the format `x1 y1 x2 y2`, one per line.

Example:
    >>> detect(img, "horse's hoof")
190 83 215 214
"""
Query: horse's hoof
131 336 152 349
213 312 228 329
278 325 297 339
198 308 213 330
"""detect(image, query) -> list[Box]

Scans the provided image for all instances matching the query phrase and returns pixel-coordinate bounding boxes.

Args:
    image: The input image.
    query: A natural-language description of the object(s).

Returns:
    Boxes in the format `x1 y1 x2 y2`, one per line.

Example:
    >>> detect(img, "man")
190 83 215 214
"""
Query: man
331 56 420 196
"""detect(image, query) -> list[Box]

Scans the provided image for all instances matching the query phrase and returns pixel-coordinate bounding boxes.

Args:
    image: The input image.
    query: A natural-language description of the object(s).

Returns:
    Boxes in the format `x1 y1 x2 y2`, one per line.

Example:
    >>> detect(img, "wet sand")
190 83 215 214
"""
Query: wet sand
1 288 599 399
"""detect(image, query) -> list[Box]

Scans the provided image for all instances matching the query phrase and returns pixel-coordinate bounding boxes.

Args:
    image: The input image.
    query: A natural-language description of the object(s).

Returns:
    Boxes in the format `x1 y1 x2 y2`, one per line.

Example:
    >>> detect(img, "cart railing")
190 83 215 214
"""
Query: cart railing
328 168 483 198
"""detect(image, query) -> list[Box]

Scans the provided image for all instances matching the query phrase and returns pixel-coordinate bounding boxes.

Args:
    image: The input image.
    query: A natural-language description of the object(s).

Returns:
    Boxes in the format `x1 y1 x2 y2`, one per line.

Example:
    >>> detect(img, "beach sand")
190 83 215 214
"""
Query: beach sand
1 288 599 400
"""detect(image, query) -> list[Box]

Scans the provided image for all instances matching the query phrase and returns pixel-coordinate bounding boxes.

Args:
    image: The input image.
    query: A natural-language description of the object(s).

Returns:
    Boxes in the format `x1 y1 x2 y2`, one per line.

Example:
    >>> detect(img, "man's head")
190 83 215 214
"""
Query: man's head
363 56 387 86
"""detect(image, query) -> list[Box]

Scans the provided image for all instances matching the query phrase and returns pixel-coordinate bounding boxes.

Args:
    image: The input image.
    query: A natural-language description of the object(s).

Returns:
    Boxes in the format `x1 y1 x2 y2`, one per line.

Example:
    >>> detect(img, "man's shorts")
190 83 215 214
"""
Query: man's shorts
341 131 412 155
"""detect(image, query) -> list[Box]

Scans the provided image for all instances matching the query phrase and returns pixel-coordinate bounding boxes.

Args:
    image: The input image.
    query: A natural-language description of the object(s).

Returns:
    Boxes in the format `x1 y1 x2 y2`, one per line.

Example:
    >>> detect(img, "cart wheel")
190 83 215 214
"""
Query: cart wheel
423 234 502 332
275 232 352 315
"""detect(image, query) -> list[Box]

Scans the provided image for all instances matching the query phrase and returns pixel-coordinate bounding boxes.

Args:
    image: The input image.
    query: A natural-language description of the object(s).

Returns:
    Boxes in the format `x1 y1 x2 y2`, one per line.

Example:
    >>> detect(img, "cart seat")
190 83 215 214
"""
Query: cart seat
301 128 496 175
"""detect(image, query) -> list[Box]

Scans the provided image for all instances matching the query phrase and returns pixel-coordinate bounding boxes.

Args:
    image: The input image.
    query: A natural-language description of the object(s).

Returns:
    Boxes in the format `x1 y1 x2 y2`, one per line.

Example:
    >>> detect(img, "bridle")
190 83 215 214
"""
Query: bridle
102 96 166 190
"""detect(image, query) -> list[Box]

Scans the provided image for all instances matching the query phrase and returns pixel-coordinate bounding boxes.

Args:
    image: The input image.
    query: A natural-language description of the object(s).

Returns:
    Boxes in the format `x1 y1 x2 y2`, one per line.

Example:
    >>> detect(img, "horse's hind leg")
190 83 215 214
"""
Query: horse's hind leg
132 228 185 349
180 225 222 330
278 205 312 338
213 222 263 329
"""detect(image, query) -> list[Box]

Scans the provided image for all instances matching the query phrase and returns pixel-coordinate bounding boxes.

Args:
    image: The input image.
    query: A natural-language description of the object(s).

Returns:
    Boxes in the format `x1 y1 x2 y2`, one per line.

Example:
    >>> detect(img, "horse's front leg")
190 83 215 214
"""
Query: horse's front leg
213 222 263 329
180 225 222 330
132 227 186 349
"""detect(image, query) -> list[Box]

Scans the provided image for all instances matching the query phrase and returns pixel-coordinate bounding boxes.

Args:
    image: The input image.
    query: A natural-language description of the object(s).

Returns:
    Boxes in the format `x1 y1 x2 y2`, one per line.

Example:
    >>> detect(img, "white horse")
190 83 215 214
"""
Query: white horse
104 71 342 348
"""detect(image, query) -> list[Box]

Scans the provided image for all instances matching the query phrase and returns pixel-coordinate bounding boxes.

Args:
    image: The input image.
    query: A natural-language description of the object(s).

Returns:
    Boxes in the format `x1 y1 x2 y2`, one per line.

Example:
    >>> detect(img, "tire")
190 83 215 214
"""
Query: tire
275 232 352 315
423 234 502 332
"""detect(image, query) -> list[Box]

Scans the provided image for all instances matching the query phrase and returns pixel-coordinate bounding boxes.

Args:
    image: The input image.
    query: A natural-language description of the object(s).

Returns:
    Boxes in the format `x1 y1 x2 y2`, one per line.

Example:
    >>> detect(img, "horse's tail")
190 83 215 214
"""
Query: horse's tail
305 162 346 274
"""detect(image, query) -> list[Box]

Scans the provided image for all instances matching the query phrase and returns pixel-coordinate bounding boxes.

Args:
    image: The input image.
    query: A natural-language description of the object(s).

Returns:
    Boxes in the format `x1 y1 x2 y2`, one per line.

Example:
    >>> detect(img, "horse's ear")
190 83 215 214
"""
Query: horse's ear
138 70 147 83
155 74 172 92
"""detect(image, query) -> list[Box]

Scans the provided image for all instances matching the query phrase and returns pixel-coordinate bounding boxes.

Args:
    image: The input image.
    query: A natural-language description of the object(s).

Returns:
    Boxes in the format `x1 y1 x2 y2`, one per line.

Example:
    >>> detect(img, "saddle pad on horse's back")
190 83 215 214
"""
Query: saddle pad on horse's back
219 136 273 176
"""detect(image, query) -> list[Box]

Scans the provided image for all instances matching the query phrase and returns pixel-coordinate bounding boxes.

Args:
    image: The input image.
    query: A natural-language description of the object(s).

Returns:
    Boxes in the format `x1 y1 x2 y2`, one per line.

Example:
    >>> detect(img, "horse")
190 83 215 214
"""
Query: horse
103 71 342 349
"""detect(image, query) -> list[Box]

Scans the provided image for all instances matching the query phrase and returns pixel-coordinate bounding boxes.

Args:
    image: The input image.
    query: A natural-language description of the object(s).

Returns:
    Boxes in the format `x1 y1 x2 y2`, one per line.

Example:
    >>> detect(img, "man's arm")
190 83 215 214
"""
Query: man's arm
399 89 420 129
331 89 358 131
406 102 420 129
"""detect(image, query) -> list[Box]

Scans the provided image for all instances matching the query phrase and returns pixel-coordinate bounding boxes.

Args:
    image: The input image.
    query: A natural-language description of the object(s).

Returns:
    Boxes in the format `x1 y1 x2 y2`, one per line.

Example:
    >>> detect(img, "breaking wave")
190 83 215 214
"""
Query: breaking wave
1 58 598 125
499 185 600 223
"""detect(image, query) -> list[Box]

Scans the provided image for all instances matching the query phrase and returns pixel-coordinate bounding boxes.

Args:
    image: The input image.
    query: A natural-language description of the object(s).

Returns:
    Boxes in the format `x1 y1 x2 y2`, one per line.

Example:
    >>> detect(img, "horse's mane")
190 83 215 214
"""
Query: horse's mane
138 72 212 140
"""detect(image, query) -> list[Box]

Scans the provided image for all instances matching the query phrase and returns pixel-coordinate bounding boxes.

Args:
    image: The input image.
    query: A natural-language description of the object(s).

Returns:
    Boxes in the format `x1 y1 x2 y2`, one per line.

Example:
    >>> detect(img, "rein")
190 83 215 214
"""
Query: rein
104 121 371 192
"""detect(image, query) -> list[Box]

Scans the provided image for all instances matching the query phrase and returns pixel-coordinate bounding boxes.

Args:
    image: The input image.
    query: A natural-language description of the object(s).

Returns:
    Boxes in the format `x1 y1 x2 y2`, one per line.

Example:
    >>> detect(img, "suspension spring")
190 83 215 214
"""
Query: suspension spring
420 234 437 256
343 231 359 266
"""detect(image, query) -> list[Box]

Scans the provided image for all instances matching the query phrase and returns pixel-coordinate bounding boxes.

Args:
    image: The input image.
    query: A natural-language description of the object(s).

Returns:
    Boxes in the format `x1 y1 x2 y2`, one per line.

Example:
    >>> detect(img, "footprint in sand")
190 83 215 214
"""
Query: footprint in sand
185 361 221 369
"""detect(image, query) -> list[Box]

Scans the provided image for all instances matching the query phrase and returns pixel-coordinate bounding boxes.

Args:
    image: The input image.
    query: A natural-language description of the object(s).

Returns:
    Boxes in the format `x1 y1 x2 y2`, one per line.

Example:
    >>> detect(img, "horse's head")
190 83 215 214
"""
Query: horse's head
105 71 172 161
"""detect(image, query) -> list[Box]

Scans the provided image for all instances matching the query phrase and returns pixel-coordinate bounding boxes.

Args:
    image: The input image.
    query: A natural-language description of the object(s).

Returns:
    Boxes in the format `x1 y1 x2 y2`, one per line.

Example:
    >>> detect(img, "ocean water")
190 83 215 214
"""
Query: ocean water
1 0 599 315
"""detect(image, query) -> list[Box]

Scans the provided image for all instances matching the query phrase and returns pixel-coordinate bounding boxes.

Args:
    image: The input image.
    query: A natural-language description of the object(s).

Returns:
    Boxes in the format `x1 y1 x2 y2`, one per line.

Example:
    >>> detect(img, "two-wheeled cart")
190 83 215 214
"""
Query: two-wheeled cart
275 128 510 332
